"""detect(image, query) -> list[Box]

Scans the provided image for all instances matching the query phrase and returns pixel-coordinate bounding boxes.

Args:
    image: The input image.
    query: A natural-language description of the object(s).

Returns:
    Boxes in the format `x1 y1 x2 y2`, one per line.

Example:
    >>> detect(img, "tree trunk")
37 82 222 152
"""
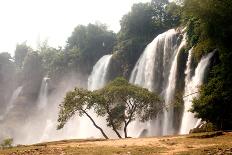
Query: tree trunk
83 110 109 139
110 119 122 138
124 123 128 138
105 105 122 138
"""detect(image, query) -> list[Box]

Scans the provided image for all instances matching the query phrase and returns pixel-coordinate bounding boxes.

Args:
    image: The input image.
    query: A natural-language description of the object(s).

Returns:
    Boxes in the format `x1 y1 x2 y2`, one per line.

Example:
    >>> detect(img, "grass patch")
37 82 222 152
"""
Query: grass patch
176 145 232 155
187 131 223 139
33 138 106 146
64 146 167 155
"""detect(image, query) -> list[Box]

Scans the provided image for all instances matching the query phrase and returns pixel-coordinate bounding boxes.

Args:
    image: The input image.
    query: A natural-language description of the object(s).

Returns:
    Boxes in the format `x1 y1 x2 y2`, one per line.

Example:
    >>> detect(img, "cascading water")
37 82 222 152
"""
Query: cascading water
129 29 187 136
38 77 49 109
88 54 113 91
0 86 23 120
179 51 214 134
162 34 186 135
130 29 178 92
0 28 216 144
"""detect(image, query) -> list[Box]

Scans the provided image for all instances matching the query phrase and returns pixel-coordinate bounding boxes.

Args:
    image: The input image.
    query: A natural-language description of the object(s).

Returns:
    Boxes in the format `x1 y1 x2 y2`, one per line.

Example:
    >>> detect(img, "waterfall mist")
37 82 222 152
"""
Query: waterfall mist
0 54 115 144
0 73 87 144
0 86 23 121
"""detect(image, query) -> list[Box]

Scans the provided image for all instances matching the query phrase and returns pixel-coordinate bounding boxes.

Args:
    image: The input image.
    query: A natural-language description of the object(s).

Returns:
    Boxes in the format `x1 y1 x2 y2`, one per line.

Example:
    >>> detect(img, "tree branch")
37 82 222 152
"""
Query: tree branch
105 104 122 138
82 110 109 139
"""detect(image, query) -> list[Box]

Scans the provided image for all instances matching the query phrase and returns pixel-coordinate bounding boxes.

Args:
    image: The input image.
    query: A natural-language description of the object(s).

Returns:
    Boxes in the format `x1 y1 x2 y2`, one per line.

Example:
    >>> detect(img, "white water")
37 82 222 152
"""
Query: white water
129 29 187 136
0 28 215 144
0 86 23 120
88 54 113 91
32 55 114 143
24 74 87 144
163 34 186 135
38 77 49 109
130 29 178 92
180 51 214 134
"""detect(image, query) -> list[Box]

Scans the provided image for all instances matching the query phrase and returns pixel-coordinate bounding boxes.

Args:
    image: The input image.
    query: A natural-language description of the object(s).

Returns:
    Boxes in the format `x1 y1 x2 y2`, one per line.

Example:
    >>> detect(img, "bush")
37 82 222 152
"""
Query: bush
190 122 216 134
0 138 13 149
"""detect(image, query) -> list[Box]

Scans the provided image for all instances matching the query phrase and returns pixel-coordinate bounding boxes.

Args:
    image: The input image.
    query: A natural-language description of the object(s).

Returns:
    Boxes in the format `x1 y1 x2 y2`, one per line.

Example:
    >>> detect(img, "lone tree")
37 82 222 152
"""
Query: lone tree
57 77 163 139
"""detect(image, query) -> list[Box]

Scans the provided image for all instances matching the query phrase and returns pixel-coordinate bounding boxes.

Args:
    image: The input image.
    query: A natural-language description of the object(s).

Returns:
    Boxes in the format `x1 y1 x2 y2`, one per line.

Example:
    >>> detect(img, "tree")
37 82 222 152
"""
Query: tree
21 51 44 98
38 42 63 76
14 42 31 69
66 23 116 74
183 0 232 130
57 77 163 139
0 138 13 149
96 77 163 138
0 53 16 110
151 0 181 30
118 3 155 41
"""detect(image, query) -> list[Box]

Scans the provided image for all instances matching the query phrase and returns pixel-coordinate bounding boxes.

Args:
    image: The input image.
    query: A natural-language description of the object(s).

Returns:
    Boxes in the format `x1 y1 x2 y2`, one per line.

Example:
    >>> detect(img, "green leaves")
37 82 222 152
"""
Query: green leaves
183 0 232 130
66 23 116 74
0 138 13 149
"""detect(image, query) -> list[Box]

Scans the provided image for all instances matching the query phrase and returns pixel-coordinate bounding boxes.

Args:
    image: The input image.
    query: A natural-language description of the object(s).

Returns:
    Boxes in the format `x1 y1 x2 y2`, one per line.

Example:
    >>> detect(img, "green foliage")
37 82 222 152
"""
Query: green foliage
66 23 116 74
151 0 181 28
21 51 44 98
14 42 31 69
183 0 232 57
57 88 99 129
0 53 15 79
33 23 116 82
0 52 16 107
0 138 13 149
57 77 163 138
38 42 61 74
188 131 223 138
118 3 155 41
22 51 44 81
113 1 182 78
190 122 216 134
183 0 232 130
97 77 162 123
183 0 232 48
191 61 232 130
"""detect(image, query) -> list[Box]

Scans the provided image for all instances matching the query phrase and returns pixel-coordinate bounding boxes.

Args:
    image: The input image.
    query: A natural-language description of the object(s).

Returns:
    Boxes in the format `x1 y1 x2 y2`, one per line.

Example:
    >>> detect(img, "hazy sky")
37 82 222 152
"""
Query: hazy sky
0 0 150 56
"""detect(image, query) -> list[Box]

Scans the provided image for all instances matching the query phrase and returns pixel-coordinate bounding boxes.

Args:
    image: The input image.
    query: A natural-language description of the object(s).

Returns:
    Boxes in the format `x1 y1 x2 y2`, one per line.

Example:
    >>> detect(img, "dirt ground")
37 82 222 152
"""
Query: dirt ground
0 132 232 155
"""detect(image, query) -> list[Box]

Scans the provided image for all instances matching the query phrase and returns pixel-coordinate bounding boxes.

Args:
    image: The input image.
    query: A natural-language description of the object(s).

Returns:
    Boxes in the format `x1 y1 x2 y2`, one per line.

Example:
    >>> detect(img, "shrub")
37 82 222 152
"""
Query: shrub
0 138 13 149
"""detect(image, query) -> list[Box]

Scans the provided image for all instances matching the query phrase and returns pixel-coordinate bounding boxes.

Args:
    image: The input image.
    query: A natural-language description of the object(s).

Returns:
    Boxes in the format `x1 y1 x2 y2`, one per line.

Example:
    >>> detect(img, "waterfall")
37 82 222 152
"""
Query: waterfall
38 77 49 109
179 51 214 134
88 54 113 91
163 34 186 135
130 29 178 92
0 86 23 120
129 29 187 136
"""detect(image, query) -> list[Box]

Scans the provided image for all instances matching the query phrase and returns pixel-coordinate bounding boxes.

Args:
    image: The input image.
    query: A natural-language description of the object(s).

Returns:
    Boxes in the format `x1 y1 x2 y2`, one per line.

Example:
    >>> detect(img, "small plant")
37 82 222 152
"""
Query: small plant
0 138 13 149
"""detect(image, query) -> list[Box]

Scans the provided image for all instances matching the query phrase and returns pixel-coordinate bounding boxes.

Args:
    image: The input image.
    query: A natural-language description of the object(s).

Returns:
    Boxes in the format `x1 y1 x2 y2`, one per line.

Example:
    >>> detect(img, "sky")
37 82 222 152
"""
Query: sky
0 0 150 56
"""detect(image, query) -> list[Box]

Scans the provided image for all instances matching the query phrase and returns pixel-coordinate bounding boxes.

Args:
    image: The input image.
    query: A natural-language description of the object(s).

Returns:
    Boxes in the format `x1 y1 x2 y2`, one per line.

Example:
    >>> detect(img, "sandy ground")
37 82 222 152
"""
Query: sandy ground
1 132 232 155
